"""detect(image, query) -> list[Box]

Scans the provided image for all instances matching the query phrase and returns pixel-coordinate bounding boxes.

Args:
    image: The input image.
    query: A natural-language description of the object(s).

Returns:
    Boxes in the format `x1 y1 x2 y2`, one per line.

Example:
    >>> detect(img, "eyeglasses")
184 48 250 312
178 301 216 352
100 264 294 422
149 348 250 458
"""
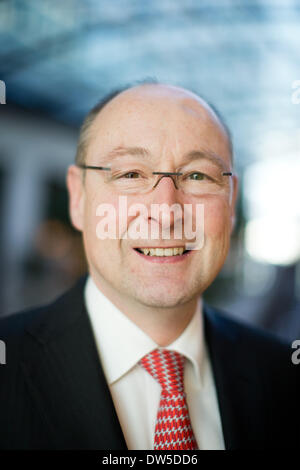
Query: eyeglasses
77 162 233 196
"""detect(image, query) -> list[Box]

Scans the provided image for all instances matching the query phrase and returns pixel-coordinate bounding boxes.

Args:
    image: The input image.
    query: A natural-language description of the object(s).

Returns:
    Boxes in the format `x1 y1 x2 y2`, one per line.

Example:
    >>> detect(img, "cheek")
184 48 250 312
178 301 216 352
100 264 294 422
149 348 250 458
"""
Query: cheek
204 198 231 239
82 191 121 257
96 194 148 240
84 191 120 233
83 192 138 264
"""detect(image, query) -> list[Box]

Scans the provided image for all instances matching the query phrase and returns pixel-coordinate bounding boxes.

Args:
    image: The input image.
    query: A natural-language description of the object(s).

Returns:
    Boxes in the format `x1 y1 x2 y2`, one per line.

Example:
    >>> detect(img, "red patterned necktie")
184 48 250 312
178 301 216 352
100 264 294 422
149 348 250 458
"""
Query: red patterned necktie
139 348 198 450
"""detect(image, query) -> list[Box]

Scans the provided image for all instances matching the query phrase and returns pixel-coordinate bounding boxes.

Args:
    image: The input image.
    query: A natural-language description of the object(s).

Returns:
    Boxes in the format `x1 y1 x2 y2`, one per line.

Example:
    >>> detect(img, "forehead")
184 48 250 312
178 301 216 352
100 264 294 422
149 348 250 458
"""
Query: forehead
86 85 231 166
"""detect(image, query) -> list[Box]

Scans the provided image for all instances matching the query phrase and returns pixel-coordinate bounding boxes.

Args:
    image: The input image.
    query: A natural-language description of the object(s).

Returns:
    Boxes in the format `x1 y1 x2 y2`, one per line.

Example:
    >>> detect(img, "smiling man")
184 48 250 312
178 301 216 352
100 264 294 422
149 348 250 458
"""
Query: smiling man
0 82 299 450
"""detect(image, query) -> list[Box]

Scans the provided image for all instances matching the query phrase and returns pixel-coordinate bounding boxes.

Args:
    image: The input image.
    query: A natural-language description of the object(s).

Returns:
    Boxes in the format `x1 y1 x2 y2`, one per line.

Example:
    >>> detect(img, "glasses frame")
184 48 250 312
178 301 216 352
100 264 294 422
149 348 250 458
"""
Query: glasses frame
77 164 233 193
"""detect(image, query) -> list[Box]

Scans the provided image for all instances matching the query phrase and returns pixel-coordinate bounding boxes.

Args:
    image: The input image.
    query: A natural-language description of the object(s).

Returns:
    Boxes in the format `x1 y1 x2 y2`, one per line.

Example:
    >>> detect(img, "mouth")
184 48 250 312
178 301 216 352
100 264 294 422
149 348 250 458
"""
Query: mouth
134 246 190 257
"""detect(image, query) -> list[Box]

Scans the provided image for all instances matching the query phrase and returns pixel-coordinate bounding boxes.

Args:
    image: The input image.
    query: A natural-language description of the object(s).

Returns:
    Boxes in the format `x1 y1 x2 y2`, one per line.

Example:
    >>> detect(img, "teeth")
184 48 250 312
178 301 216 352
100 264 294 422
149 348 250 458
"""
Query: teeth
139 247 185 256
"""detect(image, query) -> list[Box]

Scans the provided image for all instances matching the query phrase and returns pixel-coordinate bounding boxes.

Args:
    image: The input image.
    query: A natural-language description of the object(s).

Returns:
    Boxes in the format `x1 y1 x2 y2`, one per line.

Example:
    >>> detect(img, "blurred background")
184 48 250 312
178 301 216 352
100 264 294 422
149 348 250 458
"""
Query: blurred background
0 0 299 342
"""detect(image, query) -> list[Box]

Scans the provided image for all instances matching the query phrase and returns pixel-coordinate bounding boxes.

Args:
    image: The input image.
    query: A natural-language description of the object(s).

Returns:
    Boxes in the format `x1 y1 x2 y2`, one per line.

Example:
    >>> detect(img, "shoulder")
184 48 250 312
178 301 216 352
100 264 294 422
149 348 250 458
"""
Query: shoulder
0 274 88 346
203 303 296 371
203 303 300 427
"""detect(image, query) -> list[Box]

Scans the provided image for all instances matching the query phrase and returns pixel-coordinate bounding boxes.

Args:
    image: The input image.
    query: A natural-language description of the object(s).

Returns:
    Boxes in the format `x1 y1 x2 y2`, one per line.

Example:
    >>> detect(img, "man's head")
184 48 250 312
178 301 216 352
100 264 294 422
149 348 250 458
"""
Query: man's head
67 82 238 309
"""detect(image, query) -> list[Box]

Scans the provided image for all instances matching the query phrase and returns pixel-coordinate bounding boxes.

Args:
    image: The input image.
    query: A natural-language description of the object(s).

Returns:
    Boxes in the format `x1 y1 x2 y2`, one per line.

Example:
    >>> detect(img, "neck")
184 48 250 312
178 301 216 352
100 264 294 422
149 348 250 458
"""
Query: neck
89 272 199 347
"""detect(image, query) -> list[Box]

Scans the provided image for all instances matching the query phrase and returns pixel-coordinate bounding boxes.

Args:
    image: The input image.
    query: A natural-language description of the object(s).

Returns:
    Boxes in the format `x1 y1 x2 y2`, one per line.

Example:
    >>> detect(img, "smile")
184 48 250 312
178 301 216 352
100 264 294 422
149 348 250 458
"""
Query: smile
133 246 192 263
134 247 189 256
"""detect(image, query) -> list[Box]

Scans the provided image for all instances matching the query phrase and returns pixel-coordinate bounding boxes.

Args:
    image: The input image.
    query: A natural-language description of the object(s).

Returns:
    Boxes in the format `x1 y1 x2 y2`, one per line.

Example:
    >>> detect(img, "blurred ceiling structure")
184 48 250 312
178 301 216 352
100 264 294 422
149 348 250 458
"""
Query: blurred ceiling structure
1 0 300 169
0 0 300 335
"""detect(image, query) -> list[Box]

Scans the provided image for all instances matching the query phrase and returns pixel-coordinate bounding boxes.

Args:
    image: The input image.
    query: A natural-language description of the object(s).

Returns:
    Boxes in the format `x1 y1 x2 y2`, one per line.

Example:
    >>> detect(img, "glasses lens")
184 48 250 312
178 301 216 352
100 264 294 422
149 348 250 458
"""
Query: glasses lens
104 163 153 194
177 163 230 195
102 162 231 195
178 171 229 195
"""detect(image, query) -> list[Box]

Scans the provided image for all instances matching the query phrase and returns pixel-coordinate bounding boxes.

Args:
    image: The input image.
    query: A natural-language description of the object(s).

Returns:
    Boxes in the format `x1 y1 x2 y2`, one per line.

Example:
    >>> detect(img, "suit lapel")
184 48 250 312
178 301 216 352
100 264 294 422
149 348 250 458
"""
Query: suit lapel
21 275 127 449
204 304 266 449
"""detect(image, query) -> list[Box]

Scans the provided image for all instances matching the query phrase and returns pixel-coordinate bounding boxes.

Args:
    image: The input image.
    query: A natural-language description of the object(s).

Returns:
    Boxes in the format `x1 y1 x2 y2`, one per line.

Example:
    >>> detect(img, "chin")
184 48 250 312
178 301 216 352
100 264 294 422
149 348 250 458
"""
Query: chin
131 284 195 308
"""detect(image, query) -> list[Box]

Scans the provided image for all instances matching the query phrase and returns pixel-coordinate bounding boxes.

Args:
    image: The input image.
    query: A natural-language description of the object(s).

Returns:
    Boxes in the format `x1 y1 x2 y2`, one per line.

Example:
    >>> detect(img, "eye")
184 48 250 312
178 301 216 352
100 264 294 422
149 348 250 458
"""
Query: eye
187 172 206 181
119 171 141 179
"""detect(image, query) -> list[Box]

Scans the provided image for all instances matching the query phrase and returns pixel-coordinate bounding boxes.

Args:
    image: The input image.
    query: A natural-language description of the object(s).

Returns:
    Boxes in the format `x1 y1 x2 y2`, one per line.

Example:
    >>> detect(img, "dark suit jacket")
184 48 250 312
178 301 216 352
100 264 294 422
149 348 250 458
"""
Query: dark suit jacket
0 274 299 449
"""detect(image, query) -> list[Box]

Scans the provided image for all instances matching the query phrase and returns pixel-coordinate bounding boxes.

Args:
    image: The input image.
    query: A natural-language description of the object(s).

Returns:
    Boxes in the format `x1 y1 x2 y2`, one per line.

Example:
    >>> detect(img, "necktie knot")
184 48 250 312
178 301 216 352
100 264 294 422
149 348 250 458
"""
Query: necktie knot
139 348 185 394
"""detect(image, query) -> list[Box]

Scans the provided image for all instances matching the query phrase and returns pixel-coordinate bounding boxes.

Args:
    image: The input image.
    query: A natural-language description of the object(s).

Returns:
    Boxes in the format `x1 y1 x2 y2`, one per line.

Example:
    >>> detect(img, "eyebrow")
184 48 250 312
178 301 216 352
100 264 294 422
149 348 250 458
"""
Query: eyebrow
100 146 150 162
100 146 230 172
180 150 229 172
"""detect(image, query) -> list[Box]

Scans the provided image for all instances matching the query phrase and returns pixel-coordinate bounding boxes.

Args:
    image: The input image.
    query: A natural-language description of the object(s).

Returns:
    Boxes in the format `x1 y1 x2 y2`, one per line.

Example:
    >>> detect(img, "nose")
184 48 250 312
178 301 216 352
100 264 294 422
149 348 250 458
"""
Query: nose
147 173 183 230
151 173 180 203
152 173 179 190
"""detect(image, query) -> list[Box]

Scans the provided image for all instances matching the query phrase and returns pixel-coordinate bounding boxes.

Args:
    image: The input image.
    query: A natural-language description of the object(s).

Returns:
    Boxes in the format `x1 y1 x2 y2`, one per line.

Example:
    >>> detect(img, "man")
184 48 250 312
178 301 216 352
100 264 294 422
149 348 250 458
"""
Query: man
0 82 299 450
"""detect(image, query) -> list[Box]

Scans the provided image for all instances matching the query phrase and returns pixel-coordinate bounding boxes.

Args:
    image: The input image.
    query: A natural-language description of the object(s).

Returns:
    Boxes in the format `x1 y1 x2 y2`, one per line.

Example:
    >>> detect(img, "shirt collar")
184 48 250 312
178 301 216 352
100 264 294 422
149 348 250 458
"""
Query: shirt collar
84 275 204 386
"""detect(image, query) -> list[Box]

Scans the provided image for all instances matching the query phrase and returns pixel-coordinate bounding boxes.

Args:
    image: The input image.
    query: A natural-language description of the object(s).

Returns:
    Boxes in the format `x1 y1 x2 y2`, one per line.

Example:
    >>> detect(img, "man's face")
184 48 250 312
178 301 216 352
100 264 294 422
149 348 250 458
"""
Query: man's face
67 85 238 309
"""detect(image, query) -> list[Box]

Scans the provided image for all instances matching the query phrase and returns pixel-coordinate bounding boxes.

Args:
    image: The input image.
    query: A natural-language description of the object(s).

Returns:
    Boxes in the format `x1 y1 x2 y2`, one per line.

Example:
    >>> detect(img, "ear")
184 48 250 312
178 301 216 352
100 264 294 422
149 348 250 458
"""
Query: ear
66 165 85 232
230 174 239 234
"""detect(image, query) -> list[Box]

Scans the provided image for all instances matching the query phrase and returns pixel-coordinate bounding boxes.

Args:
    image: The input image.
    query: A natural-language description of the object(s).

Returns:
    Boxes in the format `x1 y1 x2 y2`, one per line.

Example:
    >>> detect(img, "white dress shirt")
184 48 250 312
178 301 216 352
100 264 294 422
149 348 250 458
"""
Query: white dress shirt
84 275 225 450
